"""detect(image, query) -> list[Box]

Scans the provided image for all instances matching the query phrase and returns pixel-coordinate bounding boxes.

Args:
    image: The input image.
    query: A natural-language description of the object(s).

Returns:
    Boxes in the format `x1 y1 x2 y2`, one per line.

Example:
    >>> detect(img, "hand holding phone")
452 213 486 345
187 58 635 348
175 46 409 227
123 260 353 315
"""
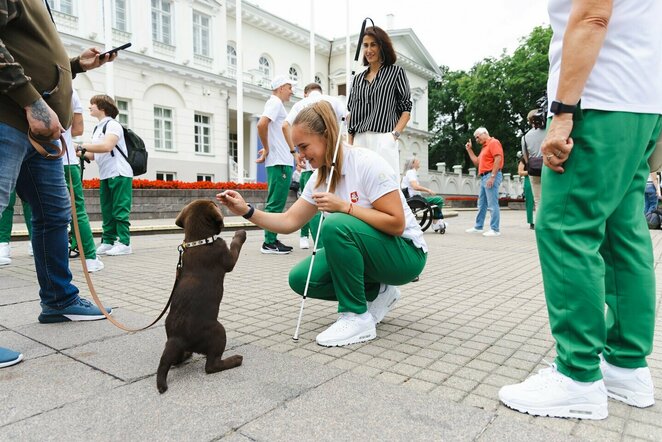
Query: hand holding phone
100 42 131 58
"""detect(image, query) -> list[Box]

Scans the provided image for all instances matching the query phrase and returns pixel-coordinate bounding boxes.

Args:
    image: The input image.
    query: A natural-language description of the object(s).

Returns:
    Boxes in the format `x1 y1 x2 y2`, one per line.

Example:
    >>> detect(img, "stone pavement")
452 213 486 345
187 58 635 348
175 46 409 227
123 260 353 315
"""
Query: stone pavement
1 210 661 441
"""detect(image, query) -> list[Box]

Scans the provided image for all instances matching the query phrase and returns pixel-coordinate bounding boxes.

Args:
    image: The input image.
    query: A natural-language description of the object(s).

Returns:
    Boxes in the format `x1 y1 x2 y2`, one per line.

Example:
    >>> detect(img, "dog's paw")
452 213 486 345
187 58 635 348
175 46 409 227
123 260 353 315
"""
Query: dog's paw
227 354 243 368
157 382 168 394
233 230 247 244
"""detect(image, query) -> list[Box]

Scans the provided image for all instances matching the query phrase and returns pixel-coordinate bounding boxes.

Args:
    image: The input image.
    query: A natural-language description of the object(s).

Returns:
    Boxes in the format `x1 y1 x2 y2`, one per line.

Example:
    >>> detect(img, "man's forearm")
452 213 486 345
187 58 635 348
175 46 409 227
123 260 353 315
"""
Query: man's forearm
492 156 502 174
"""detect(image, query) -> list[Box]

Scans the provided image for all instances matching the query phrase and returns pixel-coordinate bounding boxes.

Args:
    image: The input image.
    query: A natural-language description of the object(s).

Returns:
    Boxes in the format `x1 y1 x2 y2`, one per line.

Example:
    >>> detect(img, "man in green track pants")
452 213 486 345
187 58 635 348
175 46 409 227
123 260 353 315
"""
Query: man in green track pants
256 75 297 254
0 191 31 266
499 0 662 421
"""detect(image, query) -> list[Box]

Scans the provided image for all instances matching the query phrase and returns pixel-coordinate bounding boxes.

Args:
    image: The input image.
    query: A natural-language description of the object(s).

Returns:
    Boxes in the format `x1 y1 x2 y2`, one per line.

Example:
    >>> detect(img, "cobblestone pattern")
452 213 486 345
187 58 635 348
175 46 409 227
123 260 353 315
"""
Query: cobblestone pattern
3 210 661 440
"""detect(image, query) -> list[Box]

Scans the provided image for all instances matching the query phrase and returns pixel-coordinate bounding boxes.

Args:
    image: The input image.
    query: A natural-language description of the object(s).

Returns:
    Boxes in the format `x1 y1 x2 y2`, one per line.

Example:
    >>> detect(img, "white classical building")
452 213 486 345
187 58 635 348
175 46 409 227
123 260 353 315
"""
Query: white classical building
54 0 441 182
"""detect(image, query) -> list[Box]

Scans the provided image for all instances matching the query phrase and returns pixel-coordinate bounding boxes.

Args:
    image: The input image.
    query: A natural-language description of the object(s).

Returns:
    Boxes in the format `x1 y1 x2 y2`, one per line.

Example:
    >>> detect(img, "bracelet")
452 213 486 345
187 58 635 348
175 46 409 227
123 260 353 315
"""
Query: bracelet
242 204 255 220
347 203 353 215
290 150 296 154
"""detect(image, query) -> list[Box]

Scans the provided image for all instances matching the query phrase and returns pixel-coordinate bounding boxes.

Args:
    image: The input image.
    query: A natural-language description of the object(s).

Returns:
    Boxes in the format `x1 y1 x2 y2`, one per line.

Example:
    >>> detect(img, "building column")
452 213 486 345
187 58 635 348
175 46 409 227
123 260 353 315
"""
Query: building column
249 114 259 180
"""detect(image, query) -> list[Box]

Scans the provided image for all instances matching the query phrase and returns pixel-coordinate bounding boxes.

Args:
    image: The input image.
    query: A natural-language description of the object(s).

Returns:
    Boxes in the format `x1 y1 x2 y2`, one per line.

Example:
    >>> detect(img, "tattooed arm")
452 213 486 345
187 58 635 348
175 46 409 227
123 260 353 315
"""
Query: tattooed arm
25 98 63 139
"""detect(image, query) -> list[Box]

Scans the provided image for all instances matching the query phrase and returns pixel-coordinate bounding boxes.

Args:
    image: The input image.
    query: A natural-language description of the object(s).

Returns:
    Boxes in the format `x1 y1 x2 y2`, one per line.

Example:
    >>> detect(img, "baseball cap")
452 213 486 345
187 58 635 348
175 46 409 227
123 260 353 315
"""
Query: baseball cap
271 75 297 90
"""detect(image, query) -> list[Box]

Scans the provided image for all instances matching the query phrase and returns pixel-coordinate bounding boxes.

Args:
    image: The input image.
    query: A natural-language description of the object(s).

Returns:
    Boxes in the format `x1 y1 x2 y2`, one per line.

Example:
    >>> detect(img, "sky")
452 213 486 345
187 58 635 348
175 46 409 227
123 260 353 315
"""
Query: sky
249 0 550 71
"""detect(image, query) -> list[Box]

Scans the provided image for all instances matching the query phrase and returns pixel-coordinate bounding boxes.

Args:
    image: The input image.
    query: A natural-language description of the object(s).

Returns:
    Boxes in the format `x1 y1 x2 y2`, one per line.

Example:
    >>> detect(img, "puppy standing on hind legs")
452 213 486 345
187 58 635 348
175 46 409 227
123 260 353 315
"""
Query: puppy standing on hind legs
157 200 246 394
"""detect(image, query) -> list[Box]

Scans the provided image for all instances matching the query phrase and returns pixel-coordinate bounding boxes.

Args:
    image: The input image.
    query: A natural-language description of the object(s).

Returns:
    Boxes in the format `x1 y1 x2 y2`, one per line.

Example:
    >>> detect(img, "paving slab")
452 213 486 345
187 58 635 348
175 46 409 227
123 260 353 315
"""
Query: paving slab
0 344 342 441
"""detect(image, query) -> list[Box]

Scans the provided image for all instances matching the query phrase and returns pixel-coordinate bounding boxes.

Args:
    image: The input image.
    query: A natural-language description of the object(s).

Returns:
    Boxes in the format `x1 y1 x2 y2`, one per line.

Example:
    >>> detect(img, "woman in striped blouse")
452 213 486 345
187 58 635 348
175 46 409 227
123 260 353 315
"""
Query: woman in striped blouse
347 26 412 174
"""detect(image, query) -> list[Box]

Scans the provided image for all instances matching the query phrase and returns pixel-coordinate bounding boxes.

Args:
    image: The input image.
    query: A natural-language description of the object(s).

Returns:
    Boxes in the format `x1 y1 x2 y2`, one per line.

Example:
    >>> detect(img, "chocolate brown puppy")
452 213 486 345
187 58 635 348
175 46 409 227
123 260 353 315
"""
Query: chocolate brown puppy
157 199 246 393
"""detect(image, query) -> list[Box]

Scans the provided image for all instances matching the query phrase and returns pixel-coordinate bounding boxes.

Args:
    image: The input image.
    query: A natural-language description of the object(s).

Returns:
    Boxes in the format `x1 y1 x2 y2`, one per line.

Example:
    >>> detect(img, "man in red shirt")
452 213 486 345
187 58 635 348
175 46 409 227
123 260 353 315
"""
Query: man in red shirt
464 127 504 236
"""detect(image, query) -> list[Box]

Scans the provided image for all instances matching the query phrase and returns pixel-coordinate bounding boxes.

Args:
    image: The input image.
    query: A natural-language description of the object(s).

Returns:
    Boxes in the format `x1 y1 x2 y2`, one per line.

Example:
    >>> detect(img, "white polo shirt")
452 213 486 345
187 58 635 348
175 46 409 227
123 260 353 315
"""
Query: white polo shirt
92 117 132 179
261 95 292 167
62 89 83 166
301 146 427 252
548 0 662 114
401 169 421 197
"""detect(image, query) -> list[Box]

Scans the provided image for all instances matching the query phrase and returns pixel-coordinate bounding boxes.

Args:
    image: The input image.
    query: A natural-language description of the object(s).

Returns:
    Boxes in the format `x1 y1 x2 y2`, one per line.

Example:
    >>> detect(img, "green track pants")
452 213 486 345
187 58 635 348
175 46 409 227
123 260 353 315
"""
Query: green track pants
536 109 662 382
289 213 427 314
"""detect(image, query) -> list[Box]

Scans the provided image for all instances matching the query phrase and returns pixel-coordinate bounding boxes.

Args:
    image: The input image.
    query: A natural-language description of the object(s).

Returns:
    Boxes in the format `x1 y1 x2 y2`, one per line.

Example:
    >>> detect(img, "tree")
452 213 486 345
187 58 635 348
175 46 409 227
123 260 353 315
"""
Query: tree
428 26 552 175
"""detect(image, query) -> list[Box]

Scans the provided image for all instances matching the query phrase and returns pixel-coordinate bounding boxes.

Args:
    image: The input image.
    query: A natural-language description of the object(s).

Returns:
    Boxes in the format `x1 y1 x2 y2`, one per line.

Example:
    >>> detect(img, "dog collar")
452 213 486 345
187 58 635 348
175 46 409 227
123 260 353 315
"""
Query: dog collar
180 235 218 250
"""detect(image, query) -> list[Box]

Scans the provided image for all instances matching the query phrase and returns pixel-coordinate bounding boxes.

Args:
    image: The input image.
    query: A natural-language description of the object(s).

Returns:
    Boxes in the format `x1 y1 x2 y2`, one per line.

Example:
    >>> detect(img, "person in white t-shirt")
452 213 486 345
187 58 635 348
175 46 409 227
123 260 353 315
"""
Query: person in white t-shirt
218 101 427 347
401 157 445 232
499 0 662 421
283 82 347 249
75 95 133 257
255 75 298 254
62 90 103 272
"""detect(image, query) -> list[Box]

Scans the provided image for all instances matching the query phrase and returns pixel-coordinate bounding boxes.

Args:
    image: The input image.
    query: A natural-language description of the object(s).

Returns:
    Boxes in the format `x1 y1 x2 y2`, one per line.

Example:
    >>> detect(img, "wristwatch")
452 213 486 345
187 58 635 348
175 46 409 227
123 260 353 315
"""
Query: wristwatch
550 100 577 115
75 143 83 152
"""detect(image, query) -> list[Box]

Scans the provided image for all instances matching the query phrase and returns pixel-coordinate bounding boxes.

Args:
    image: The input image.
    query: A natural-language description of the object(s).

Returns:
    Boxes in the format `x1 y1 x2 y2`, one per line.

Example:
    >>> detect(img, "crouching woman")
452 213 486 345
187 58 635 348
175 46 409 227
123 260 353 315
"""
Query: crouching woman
217 101 427 347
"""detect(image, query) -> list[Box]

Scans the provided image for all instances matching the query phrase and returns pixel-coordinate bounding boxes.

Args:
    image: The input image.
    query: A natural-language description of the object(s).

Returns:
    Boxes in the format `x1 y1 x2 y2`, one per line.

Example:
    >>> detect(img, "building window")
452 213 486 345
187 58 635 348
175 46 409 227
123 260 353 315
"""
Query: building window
194 113 211 154
314 74 322 85
113 0 128 32
116 99 130 126
51 0 73 14
289 66 299 83
156 172 176 181
197 174 214 182
258 56 271 78
338 84 346 96
154 106 173 151
151 0 172 45
192 11 210 57
227 43 237 67
229 133 238 163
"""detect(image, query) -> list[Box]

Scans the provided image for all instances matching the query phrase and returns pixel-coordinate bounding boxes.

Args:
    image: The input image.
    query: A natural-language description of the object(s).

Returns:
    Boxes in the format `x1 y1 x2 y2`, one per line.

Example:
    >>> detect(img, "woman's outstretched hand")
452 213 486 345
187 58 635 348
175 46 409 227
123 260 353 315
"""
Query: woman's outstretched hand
216 190 249 216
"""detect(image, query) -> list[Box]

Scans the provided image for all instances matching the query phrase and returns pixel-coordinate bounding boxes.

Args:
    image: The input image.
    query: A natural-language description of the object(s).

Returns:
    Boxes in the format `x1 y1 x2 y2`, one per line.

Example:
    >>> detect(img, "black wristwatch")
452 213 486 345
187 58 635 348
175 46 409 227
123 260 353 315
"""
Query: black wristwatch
550 100 577 115
242 204 255 220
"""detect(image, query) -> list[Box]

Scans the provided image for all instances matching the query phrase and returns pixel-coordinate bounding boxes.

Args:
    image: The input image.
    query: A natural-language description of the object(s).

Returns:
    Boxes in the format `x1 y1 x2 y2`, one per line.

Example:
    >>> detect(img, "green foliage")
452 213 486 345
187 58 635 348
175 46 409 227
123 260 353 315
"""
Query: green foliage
428 26 552 174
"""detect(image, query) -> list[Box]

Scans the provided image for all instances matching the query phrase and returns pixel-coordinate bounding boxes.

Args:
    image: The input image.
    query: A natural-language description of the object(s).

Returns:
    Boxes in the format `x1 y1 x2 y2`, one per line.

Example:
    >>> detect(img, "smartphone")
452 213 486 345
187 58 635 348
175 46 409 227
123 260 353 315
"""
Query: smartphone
100 42 131 58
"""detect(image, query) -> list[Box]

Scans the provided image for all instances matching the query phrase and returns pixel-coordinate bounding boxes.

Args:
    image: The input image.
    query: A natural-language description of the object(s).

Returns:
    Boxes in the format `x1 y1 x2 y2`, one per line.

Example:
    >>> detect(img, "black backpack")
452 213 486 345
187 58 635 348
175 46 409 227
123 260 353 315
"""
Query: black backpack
102 121 148 176
646 208 662 230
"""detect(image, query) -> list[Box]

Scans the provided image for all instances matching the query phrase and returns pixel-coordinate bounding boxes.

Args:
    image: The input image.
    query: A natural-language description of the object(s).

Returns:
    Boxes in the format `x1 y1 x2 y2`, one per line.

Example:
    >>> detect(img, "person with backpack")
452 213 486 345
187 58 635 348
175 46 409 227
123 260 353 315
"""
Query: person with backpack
76 95 133 256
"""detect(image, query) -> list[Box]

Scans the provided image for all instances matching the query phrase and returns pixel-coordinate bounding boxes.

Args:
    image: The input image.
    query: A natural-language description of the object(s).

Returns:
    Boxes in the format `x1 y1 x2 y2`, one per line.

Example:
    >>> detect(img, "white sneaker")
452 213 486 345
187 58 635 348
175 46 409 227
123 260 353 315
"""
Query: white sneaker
432 221 441 232
482 230 501 237
96 243 115 256
498 363 608 420
316 312 376 347
0 242 10 258
85 257 105 273
368 285 401 324
600 357 655 408
0 256 10 266
106 243 132 256
465 227 483 233
27 242 33 256
299 237 310 249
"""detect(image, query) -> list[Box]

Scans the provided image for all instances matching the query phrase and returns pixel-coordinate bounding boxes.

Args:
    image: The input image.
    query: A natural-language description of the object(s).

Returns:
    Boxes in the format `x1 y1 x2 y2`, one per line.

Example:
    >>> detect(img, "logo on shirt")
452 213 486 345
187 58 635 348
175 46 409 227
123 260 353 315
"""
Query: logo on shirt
350 191 359 203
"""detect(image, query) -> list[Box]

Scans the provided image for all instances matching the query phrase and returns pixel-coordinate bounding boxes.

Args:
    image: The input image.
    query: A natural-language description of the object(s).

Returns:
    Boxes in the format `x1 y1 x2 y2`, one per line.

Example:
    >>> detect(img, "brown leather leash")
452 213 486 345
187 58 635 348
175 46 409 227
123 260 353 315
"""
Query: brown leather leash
32 132 177 332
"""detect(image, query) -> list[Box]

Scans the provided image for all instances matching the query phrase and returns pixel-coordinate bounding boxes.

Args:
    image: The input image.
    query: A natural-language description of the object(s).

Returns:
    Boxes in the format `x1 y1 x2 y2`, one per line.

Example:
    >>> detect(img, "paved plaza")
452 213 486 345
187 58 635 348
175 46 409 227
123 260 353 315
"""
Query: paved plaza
1 209 661 441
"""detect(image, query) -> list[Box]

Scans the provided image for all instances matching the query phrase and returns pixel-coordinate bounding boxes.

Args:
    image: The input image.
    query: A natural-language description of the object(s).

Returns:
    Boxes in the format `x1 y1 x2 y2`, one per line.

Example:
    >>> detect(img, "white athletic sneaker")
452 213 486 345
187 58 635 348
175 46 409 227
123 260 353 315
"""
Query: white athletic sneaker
498 363 608 420
0 242 10 258
85 257 105 273
482 230 501 237
0 256 10 266
96 242 115 256
299 237 310 249
368 285 401 324
106 243 132 256
601 357 655 408
316 312 376 347
465 227 483 233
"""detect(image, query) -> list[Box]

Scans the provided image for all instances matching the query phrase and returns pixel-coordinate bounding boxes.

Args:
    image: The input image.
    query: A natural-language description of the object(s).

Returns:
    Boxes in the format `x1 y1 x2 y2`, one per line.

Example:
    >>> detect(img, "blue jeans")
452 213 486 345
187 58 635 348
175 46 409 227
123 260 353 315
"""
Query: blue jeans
644 182 658 214
474 171 502 232
0 123 79 308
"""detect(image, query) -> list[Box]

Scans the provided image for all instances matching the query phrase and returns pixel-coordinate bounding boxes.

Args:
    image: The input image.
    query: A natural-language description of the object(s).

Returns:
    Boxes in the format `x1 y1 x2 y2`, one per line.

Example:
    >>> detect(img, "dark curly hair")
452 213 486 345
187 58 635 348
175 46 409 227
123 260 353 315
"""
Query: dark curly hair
362 26 397 66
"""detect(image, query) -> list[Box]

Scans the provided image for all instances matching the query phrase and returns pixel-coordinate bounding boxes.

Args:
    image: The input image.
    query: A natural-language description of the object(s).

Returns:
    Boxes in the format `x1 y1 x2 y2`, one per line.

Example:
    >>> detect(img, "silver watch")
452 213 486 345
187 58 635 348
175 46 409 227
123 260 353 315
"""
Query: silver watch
392 130 401 139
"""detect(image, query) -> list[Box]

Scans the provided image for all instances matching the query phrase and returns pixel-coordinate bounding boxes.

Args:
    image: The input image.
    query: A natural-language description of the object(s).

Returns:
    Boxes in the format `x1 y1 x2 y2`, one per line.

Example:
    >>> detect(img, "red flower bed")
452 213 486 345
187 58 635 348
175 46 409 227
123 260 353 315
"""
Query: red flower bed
82 178 267 190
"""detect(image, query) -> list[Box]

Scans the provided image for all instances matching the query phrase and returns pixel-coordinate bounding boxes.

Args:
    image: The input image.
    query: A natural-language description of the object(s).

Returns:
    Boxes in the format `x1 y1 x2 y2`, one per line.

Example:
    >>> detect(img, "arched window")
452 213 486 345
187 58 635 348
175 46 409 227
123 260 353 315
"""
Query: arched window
314 74 322 85
259 56 271 77
226 43 237 67
289 66 299 82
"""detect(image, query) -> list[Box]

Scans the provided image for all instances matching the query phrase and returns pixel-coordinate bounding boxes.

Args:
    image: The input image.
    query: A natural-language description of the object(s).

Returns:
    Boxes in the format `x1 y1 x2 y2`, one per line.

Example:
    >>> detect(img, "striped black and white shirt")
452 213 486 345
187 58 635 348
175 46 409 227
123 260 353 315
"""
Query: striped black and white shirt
347 64 412 136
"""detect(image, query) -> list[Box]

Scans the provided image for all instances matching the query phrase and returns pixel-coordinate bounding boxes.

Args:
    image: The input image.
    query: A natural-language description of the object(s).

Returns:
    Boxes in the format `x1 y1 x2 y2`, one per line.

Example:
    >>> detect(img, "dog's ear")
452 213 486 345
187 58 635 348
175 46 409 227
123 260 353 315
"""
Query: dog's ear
209 202 224 232
175 204 190 228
